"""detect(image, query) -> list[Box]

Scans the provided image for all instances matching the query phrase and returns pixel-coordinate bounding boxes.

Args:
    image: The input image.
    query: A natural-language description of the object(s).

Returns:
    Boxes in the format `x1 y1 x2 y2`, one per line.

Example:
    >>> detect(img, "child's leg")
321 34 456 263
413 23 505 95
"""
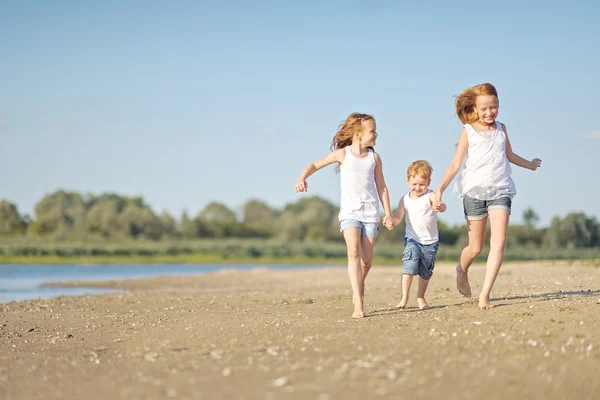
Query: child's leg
398 240 419 308
342 227 365 318
359 235 377 301
457 218 487 297
397 274 414 308
479 209 509 309
416 277 430 310
416 243 437 310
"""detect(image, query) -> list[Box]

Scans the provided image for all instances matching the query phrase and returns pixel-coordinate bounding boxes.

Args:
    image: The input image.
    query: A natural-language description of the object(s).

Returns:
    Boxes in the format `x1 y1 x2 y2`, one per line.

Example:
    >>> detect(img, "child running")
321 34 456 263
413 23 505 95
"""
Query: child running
294 112 393 318
434 83 542 309
384 160 446 310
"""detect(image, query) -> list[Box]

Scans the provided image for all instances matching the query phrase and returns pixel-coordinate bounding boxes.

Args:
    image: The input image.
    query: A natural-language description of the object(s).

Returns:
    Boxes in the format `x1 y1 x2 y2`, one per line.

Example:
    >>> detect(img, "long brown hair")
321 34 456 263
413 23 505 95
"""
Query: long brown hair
330 112 375 152
455 83 498 124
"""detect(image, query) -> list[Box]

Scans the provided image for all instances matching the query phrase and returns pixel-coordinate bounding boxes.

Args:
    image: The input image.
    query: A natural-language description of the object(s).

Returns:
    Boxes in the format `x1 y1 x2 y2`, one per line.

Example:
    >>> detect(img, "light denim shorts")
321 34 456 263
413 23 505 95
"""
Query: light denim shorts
339 219 379 237
463 196 512 220
402 238 439 280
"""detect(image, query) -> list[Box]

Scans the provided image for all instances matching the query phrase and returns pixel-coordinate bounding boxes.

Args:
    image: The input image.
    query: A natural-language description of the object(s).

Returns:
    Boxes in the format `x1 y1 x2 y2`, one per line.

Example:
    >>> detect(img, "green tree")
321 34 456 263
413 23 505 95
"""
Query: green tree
34 191 87 234
197 202 238 238
523 208 540 228
243 199 277 237
179 210 198 239
158 211 177 238
0 200 25 234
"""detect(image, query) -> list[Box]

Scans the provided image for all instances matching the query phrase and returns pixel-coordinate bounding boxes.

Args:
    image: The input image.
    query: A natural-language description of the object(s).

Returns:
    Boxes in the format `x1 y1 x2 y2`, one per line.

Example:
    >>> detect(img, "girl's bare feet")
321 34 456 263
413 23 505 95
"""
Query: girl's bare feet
456 265 472 297
479 295 494 309
352 302 365 318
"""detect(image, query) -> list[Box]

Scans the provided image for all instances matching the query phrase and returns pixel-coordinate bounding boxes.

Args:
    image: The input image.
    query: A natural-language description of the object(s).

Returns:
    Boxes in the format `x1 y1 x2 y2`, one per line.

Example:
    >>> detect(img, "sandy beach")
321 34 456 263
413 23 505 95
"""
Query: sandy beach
1 261 599 400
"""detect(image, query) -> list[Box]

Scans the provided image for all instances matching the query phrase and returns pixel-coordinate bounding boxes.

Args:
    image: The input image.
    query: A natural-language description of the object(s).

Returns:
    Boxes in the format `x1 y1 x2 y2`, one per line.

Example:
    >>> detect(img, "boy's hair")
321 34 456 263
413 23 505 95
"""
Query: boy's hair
330 112 375 152
455 82 498 125
407 160 432 180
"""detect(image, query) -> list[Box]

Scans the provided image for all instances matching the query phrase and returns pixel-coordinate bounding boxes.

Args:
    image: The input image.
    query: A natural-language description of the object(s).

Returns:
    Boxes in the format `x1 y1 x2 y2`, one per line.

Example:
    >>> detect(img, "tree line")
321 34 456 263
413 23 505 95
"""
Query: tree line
0 190 599 249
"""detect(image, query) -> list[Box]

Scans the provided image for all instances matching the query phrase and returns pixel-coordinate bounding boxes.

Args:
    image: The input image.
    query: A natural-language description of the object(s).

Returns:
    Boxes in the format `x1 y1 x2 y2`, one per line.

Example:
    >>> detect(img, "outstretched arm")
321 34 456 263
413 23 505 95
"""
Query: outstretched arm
503 124 542 171
374 153 393 219
294 148 345 192
434 128 469 204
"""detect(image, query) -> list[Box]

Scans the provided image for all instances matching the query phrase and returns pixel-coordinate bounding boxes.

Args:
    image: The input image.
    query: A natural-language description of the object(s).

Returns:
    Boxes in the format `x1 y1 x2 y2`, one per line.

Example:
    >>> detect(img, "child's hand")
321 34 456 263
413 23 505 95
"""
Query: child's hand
383 216 397 230
382 216 391 229
530 158 542 171
294 180 308 192
435 202 447 213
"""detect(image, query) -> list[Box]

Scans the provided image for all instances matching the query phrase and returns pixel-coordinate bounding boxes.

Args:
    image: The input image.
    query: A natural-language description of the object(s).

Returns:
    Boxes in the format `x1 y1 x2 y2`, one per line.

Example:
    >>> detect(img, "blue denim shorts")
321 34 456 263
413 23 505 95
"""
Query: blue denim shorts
402 238 439 280
463 196 512 220
339 219 379 237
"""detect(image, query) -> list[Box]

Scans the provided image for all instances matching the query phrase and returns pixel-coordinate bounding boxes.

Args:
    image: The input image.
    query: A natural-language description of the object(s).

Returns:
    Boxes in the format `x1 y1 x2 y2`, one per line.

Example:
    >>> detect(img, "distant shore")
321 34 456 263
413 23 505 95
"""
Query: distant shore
1 254 598 266
0 254 354 265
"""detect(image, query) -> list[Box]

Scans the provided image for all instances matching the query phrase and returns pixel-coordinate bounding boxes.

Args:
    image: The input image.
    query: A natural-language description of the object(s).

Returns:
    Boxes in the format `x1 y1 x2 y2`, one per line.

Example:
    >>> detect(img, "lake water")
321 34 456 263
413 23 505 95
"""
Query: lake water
0 264 339 304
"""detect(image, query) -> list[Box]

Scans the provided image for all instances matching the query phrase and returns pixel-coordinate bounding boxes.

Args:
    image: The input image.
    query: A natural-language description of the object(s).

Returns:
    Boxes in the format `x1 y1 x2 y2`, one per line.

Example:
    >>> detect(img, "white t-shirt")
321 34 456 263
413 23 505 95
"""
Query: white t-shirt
454 121 516 200
338 147 380 223
403 189 438 245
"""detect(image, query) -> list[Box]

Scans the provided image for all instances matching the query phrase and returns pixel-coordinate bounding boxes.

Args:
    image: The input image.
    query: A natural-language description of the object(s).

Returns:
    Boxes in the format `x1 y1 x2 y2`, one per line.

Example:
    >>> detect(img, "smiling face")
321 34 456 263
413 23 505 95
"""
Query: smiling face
358 119 378 147
474 94 499 126
407 175 430 198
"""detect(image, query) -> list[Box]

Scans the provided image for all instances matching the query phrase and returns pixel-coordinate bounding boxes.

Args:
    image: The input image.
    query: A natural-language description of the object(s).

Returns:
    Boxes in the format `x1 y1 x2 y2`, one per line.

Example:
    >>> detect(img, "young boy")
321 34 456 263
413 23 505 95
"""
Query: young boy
383 160 446 310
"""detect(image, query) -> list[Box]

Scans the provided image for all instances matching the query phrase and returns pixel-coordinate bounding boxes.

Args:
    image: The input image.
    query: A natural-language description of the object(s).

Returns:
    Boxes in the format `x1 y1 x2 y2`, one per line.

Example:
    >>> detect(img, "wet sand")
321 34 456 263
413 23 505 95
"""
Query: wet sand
1 261 599 399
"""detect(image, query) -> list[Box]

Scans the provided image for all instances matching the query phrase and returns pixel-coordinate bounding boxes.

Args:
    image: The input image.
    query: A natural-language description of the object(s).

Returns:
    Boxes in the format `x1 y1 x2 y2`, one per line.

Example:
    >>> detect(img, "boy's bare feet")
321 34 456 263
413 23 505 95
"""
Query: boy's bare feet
456 265 472 298
417 298 430 310
396 295 408 309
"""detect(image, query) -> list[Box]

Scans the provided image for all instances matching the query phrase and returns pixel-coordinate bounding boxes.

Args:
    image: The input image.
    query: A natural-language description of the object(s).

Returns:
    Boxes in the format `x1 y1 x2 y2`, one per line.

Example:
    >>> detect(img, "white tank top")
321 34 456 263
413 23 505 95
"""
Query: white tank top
454 121 516 200
338 147 380 223
404 189 438 245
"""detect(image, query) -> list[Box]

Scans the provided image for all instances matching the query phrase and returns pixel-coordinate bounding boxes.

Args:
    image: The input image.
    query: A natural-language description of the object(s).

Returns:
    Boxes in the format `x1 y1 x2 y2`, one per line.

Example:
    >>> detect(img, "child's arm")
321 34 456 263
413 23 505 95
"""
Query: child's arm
374 153 393 220
434 128 469 203
392 197 405 225
503 124 542 171
294 148 346 192
429 191 447 213
383 197 404 230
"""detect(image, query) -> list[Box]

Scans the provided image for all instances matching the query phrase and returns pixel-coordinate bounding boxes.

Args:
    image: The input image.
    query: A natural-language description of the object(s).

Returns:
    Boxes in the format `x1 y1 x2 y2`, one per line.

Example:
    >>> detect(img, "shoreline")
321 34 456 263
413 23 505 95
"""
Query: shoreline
2 254 598 266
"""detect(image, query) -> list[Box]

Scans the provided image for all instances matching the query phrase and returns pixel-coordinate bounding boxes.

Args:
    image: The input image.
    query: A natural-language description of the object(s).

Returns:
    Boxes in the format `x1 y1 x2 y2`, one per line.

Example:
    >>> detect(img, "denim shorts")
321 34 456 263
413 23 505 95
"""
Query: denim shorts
402 238 439 280
339 219 379 237
463 196 512 220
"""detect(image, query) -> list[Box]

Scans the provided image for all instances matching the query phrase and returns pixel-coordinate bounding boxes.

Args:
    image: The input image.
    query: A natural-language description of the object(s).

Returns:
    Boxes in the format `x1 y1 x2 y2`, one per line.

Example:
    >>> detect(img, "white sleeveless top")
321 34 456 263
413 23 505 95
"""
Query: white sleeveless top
454 121 516 200
338 147 380 223
404 189 438 245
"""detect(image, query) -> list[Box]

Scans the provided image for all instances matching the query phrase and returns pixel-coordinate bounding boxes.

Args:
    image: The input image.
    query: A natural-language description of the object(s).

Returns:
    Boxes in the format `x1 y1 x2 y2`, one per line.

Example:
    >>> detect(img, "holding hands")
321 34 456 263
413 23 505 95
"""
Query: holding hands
383 215 400 230
432 191 443 212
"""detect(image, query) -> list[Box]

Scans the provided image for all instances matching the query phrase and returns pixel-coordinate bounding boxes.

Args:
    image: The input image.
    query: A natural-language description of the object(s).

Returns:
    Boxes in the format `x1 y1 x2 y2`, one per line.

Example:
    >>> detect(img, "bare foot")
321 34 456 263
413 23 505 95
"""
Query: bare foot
396 296 408 309
479 296 494 309
352 306 365 318
417 298 430 310
456 265 472 298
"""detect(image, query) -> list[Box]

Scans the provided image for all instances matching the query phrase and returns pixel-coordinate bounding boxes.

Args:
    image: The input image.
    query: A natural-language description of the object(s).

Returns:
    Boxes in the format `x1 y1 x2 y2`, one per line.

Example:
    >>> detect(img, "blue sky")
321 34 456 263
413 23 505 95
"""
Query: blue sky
1 0 598 226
